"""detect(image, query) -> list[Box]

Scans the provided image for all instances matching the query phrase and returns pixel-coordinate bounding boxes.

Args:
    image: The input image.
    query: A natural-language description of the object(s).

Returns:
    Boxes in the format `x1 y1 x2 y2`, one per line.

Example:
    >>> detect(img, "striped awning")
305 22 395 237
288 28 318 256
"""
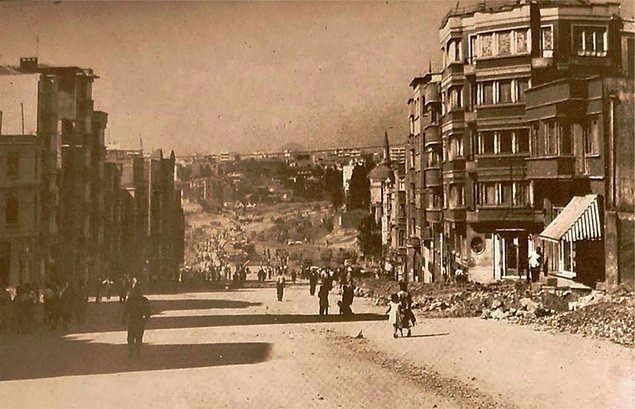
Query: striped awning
539 195 602 243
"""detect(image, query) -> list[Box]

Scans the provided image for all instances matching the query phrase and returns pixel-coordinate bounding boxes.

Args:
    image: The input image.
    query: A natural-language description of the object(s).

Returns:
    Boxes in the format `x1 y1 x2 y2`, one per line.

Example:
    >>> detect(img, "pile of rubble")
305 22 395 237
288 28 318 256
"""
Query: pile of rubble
359 278 634 347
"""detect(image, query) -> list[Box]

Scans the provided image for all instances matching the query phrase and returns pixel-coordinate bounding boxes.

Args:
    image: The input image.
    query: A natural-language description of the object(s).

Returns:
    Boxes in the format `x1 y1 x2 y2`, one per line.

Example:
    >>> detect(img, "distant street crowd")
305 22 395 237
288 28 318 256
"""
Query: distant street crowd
0 275 142 336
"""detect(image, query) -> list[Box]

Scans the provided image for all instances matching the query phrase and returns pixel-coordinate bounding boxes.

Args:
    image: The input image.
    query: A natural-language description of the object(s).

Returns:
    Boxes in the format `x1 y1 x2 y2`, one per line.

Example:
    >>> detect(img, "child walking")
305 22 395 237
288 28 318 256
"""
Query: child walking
386 293 403 338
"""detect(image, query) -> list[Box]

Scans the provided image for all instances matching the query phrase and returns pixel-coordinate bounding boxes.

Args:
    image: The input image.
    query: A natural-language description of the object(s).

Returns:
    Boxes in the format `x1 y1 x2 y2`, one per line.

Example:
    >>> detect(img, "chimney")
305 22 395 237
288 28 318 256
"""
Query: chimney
19 57 38 73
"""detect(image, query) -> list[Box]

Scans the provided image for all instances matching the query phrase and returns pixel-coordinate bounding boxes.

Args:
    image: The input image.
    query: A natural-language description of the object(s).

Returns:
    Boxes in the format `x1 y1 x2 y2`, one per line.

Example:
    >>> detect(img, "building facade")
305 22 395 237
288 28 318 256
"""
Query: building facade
0 58 185 291
0 135 40 287
401 1 633 287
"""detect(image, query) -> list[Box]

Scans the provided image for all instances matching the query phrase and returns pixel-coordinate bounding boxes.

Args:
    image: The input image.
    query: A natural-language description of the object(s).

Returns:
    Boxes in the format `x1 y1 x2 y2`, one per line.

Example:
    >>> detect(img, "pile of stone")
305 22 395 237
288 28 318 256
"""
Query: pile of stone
365 279 633 346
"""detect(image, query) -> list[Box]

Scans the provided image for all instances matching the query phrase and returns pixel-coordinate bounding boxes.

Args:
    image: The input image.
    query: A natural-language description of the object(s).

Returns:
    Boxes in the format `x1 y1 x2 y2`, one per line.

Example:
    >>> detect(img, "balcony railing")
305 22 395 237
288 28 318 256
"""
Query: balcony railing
424 167 441 187
526 156 575 179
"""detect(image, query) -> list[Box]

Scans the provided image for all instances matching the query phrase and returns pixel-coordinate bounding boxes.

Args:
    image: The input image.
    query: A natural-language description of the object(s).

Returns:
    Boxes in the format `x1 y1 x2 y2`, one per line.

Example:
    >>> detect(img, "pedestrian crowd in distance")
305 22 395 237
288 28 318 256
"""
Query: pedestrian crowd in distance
0 281 88 335
0 275 140 336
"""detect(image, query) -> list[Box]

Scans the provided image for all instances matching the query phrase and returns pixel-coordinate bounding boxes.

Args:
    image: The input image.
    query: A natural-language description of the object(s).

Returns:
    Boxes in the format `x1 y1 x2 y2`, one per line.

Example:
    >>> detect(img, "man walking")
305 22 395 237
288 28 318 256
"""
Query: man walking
123 285 151 359
276 274 285 302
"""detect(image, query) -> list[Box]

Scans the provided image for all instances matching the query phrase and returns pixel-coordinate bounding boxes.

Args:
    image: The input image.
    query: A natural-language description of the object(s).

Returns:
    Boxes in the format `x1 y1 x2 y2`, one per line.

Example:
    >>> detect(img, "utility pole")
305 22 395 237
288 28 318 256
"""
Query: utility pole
20 103 25 134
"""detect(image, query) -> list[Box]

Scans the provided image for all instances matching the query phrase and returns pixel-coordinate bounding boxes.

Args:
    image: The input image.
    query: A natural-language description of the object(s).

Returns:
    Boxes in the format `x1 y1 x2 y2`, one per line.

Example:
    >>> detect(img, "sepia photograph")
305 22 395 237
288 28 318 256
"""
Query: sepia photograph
0 0 633 408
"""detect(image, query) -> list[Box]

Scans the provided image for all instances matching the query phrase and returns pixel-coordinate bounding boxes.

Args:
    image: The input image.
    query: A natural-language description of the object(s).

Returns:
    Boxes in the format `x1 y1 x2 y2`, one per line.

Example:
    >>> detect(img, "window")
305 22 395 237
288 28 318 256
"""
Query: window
560 124 572 155
499 130 513 154
427 150 440 167
498 31 511 55
449 136 463 160
531 124 542 156
499 182 512 205
583 118 599 155
470 237 485 254
478 182 497 205
515 129 530 153
429 108 438 124
499 80 513 103
449 86 462 109
482 82 494 105
469 35 478 63
449 184 465 207
398 230 405 247
481 33 493 57
515 29 528 53
516 78 530 102
573 26 607 56
5 195 18 225
560 240 574 273
513 181 530 207
7 152 19 178
480 131 496 154
541 26 553 57
447 39 461 63
545 122 558 155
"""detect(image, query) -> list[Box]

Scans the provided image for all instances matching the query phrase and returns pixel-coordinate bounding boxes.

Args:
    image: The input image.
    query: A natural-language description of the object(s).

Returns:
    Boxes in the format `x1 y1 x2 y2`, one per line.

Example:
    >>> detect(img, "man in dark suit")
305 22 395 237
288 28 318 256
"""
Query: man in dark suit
123 285 151 359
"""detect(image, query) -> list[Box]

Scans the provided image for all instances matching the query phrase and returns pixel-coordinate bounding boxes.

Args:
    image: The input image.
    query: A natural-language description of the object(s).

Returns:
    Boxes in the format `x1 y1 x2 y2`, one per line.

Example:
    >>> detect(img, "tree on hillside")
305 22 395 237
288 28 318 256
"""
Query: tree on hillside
347 164 371 210
357 215 381 257
324 168 343 208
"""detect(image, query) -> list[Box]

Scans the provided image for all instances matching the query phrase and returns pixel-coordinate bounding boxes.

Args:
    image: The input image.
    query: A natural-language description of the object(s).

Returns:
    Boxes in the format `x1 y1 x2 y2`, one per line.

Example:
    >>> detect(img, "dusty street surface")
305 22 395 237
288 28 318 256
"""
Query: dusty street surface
0 284 632 409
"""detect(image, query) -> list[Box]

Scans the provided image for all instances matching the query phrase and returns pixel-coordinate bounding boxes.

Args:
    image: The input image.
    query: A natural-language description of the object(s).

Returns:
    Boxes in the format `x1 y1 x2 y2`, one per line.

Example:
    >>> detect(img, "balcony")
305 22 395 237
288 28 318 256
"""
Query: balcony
424 85 440 105
476 155 526 179
443 158 465 173
424 126 441 146
464 110 476 123
526 156 575 179
441 109 465 126
476 103 525 121
464 63 475 76
424 167 441 187
531 56 553 69
421 226 433 241
443 61 464 77
525 78 588 122
444 208 466 222
425 208 442 223
467 208 543 224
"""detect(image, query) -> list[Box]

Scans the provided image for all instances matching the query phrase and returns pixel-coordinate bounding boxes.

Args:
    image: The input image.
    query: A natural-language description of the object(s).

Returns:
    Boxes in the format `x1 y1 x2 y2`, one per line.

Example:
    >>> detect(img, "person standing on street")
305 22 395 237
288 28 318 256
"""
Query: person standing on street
318 283 329 316
123 285 151 359
309 270 318 296
528 247 542 283
276 274 286 301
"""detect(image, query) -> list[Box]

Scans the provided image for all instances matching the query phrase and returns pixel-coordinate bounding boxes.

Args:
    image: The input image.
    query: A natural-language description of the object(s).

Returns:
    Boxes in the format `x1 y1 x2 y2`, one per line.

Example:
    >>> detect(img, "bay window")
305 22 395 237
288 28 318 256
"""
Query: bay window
574 25 608 56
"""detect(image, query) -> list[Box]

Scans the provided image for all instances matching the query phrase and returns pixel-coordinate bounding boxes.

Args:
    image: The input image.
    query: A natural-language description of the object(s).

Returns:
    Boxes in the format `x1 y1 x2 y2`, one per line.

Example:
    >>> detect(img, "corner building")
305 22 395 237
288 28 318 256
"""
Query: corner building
423 1 634 286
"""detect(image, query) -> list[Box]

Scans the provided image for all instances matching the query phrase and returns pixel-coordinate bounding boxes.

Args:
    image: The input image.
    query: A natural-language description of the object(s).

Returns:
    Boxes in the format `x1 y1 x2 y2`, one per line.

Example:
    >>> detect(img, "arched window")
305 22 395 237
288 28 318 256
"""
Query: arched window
5 195 18 225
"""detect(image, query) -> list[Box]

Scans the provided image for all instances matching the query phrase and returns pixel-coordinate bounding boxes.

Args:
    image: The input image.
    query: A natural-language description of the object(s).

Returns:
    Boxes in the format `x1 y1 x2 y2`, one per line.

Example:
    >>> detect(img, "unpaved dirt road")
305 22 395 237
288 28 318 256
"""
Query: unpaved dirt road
1 283 632 408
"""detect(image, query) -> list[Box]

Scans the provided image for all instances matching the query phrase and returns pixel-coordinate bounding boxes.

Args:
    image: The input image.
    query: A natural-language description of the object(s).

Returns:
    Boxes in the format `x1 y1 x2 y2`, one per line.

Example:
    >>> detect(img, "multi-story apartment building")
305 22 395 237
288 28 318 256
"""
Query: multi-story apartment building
403 0 633 287
0 58 104 285
0 57 186 291
406 72 443 282
106 149 148 280
146 149 184 284
0 135 40 287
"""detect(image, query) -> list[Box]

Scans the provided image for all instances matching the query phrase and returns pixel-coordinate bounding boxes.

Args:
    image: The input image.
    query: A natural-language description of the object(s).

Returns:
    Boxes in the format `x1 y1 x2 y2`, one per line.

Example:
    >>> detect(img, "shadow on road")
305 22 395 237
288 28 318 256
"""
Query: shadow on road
77 312 387 333
404 332 450 338
0 339 272 381
145 313 387 330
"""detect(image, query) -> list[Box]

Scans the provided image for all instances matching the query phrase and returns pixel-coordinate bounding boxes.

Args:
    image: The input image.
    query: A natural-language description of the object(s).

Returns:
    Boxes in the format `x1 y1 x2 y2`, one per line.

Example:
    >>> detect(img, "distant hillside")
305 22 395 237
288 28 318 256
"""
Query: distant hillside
279 142 306 152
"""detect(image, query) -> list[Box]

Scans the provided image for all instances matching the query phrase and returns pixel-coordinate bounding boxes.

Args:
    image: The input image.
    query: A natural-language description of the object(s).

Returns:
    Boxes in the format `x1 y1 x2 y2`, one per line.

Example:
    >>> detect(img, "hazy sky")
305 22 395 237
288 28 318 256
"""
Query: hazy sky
1 1 632 155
